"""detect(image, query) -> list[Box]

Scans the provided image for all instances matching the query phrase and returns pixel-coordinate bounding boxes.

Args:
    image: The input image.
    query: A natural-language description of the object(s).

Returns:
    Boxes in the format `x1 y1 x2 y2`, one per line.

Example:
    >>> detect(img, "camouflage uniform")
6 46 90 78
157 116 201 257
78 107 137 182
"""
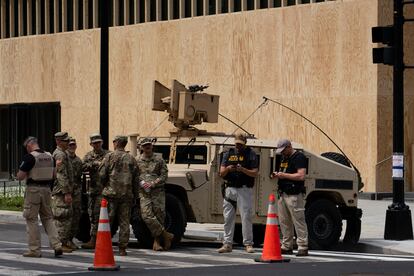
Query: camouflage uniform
68 152 83 242
52 146 74 246
137 154 168 237
99 145 139 249
82 148 109 241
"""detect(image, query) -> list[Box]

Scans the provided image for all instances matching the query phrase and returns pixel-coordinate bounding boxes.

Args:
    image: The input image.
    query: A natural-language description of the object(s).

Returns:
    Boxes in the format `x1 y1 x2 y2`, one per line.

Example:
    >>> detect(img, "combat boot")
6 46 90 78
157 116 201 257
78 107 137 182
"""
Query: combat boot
61 242 73 253
54 247 63 257
153 237 163 251
68 240 78 250
217 244 232 253
23 251 41 258
119 247 127 256
81 237 96 249
161 230 174 250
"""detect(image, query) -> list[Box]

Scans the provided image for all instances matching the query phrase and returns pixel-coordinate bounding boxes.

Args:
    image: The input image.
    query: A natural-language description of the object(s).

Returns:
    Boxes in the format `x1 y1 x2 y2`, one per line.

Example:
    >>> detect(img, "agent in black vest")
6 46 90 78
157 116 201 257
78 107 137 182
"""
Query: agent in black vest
271 139 309 257
218 133 258 254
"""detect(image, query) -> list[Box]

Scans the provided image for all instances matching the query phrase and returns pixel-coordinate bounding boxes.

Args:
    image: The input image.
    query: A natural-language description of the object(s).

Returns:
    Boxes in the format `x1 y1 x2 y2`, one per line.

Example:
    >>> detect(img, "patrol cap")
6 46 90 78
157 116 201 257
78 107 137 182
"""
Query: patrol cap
23 136 37 147
234 133 247 145
276 139 291 154
54 132 70 141
68 137 77 145
113 135 128 143
90 133 103 143
140 138 153 146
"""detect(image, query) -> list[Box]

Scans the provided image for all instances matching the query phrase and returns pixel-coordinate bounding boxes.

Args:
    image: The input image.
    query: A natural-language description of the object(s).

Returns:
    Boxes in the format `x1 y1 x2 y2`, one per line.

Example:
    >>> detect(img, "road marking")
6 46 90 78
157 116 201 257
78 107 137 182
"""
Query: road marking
309 251 414 262
0 252 89 269
0 266 52 276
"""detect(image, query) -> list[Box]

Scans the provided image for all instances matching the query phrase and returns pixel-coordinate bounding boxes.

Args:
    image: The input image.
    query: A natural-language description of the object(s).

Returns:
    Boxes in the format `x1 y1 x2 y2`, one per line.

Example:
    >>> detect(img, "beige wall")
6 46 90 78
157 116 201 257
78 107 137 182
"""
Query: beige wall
109 0 380 191
0 0 411 192
0 30 101 155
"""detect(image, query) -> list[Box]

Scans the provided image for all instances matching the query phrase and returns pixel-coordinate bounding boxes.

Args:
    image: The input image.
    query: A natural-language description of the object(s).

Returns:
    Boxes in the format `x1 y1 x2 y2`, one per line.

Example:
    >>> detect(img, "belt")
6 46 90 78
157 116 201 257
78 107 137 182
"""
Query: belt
27 183 50 187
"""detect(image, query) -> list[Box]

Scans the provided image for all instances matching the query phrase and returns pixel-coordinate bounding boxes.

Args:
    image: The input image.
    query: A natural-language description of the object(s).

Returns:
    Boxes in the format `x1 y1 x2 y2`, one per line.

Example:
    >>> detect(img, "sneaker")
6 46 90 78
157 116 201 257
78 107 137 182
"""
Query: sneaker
296 249 309 257
23 251 41 258
217 244 232 253
245 245 255 253
281 248 293 255
54 247 63 257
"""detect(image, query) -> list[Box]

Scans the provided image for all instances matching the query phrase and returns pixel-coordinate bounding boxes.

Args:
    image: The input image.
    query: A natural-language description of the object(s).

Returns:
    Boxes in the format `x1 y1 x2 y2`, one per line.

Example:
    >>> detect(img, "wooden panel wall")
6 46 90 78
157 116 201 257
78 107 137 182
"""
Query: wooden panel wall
0 30 101 155
109 0 380 191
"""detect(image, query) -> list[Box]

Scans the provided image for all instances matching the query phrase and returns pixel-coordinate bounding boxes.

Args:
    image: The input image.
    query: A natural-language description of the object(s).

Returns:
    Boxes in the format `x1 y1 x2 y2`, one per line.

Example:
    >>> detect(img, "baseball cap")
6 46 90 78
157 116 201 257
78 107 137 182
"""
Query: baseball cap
113 135 128 143
23 136 37 147
55 132 70 141
141 138 153 146
234 133 247 145
276 139 291 154
90 133 103 143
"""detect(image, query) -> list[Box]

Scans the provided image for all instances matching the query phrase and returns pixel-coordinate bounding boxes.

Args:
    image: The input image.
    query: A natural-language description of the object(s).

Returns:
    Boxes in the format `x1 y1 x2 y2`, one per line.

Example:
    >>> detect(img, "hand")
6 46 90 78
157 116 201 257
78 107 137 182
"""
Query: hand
227 165 236 172
236 164 244 172
270 172 279 179
64 193 72 204
277 172 286 179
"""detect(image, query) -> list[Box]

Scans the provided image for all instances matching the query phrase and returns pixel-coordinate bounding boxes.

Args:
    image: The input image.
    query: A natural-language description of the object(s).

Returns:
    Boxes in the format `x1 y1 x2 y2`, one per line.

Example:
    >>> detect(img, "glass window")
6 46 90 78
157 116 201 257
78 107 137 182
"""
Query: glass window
153 145 171 163
176 145 208 164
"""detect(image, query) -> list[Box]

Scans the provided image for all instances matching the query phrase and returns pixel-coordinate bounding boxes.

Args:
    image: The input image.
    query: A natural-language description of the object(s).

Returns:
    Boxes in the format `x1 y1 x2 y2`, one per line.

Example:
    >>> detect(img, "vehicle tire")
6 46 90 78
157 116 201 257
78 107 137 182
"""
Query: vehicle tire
164 193 187 245
233 223 243 245
131 193 187 248
306 199 342 249
76 211 91 243
321 152 351 167
343 216 361 245
131 204 153 249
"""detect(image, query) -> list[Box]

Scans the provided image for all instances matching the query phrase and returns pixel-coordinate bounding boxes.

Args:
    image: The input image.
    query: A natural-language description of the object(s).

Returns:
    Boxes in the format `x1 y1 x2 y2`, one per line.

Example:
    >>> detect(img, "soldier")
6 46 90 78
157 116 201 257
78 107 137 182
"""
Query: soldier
16 137 63 258
99 135 139 256
51 132 74 253
67 138 83 250
136 138 174 251
81 133 109 249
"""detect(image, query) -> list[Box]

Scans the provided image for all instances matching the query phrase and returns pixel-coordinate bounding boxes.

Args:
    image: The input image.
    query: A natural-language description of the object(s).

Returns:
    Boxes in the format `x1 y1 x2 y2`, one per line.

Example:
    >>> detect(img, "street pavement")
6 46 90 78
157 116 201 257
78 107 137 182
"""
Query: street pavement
1 198 414 275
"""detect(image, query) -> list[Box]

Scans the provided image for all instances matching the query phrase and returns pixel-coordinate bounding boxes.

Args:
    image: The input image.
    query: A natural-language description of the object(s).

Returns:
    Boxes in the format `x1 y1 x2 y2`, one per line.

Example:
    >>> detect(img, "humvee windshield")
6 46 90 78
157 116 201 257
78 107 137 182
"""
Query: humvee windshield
153 145 208 164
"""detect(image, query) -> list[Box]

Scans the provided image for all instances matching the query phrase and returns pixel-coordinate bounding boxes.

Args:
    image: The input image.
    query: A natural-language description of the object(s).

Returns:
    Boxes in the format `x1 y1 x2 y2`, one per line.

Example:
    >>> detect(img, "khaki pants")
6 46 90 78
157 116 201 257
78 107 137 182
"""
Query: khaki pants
23 186 61 254
277 192 308 251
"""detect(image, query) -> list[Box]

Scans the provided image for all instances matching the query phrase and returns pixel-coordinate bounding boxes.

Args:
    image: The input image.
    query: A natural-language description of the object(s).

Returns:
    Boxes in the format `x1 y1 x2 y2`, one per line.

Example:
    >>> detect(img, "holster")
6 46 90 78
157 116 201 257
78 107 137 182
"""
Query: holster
221 182 237 209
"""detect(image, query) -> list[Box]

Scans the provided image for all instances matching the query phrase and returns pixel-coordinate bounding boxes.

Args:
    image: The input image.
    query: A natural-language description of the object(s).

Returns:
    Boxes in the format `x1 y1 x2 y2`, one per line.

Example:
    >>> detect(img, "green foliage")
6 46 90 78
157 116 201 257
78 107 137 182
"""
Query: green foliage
0 196 24 211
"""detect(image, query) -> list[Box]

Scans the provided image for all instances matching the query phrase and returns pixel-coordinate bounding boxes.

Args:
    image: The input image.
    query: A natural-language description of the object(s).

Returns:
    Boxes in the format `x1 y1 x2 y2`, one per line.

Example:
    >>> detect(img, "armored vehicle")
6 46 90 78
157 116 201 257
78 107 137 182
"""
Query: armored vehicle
127 80 363 249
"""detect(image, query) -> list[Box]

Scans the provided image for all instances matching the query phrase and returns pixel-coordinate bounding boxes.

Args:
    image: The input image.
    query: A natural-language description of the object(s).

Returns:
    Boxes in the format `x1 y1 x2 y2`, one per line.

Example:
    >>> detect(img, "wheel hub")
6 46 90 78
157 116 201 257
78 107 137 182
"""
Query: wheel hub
313 214 333 239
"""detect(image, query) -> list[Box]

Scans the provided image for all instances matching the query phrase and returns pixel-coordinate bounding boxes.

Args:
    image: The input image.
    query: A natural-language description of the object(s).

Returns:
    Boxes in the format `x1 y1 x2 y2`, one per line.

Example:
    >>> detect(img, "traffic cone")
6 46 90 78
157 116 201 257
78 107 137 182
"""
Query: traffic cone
88 198 120 271
255 193 290 263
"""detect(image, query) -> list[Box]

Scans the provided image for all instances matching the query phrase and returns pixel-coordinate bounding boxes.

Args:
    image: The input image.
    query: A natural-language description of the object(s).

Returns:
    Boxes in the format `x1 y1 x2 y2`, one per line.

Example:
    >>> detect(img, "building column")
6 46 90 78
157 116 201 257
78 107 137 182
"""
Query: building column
35 0 40 34
62 0 68 31
27 0 33 35
145 0 150 22
254 0 260 9
156 0 161 21
241 0 247 11
45 0 50 33
83 0 88 29
203 0 208 15
9 0 15 37
125 0 130 24
54 0 59 32
268 0 274 8
93 0 98 28
191 0 196 17
168 0 173 20
18 0 24 35
113 0 119 26
134 0 140 23
73 0 79 30
216 0 221 13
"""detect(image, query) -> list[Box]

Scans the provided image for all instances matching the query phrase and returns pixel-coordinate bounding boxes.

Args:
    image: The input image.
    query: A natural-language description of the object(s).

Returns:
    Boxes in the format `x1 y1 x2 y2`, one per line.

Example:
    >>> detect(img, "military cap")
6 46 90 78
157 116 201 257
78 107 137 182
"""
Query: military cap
68 137 77 145
55 132 70 141
90 133 103 143
234 133 247 145
140 137 153 146
113 135 128 143
23 136 37 147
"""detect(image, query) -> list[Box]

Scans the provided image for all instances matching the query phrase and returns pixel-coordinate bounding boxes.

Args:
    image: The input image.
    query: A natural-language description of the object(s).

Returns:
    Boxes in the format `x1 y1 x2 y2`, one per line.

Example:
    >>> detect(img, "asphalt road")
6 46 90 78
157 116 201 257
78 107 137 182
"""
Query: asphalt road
1 222 414 276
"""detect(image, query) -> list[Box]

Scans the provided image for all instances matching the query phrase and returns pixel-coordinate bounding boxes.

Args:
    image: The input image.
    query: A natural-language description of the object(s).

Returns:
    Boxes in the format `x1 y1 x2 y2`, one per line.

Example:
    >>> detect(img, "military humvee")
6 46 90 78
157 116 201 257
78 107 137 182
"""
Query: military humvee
125 80 363 249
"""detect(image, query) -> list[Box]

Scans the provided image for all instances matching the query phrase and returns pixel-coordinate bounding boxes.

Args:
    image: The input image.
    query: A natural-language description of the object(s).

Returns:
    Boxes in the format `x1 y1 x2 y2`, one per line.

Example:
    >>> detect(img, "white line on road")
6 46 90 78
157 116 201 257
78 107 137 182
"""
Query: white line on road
309 251 414 262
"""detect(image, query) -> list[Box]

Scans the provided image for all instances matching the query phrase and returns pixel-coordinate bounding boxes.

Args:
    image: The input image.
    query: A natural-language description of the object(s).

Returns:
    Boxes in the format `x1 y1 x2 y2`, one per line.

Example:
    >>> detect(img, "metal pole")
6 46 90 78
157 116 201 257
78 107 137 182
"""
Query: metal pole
384 0 413 240
100 0 110 150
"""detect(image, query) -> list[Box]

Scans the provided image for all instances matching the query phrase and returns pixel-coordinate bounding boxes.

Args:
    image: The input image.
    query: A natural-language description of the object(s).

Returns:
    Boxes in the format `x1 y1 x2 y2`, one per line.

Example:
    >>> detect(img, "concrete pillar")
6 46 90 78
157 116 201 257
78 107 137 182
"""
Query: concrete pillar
9 0 16 37
92 0 98 28
168 0 173 20
134 0 139 23
241 0 247 11
35 0 40 34
125 0 130 24
156 0 161 21
54 0 59 32
216 0 221 13
1 0 6 38
203 0 208 15
27 0 33 35
145 0 150 22
113 0 119 26
229 0 234 12
83 0 88 29
61 0 68 31
73 0 79 30
191 0 196 17
44 0 50 33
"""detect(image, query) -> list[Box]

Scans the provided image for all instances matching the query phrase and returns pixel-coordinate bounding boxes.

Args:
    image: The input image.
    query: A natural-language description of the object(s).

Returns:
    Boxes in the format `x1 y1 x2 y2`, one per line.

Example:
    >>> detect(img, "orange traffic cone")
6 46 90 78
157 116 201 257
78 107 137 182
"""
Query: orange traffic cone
255 193 290 263
88 198 120 271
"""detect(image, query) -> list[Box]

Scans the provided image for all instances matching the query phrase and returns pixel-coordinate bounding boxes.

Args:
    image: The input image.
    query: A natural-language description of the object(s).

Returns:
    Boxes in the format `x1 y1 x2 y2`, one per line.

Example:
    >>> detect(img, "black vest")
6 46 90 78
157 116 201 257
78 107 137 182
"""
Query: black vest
224 147 255 188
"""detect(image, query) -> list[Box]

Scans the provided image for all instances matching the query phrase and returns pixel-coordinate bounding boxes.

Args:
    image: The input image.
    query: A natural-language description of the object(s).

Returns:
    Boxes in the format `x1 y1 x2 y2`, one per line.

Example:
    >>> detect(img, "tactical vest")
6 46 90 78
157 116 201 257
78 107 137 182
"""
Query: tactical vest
224 147 255 188
28 151 54 181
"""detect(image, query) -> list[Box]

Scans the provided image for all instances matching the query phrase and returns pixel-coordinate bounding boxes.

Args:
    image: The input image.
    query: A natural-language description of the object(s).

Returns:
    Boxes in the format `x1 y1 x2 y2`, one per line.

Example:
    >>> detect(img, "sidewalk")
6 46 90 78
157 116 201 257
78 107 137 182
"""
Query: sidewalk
2 199 414 255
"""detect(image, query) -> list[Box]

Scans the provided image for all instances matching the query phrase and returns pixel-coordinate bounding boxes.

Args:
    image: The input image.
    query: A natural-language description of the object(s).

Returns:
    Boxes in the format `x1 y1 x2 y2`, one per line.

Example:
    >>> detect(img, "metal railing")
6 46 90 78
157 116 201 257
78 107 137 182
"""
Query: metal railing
0 180 25 198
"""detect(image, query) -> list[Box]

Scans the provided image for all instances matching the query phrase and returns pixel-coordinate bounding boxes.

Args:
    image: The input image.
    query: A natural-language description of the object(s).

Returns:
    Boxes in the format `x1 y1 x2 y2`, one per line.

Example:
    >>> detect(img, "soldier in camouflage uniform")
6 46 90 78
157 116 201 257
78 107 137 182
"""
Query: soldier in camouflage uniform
99 135 139 256
81 133 109 249
137 138 174 251
67 138 83 250
51 132 74 253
